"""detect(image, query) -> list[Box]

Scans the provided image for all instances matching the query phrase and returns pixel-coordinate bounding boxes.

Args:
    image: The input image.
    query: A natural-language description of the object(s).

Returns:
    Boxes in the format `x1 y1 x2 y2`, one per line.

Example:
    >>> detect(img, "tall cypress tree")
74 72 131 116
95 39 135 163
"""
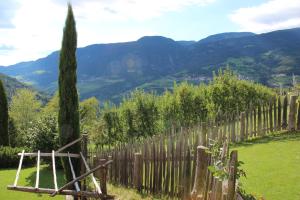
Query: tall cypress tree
58 4 80 184
0 79 8 146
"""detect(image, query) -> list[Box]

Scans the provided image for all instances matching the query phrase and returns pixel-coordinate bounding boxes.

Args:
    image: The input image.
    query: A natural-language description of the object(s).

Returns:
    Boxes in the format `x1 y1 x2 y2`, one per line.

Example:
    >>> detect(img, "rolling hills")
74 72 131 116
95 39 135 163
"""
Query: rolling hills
0 28 300 103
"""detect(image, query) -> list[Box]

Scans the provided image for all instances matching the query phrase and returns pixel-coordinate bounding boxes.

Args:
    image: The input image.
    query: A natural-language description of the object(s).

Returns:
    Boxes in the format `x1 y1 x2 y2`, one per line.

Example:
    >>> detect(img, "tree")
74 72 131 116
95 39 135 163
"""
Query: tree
58 4 81 184
9 89 41 146
79 97 100 133
0 79 8 146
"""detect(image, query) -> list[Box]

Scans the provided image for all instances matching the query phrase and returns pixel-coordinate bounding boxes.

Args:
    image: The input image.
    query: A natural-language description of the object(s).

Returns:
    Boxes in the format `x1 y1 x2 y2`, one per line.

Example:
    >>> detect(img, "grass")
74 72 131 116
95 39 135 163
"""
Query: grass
0 165 65 200
107 183 167 200
233 131 300 200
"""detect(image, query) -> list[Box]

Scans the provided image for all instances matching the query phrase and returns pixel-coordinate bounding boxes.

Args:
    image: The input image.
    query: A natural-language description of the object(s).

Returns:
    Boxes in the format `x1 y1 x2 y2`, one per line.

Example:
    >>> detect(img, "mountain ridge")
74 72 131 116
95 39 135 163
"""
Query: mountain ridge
0 28 299 103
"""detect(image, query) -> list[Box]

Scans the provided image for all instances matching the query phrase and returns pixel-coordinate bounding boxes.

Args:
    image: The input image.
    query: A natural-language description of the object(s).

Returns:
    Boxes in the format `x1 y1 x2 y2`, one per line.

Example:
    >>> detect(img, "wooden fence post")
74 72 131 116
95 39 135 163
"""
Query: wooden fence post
278 97 282 131
133 153 143 192
282 95 288 129
201 122 207 146
269 100 273 132
80 134 88 200
257 104 262 136
99 158 108 195
273 98 277 132
227 150 238 200
191 146 209 200
288 95 298 131
240 112 245 142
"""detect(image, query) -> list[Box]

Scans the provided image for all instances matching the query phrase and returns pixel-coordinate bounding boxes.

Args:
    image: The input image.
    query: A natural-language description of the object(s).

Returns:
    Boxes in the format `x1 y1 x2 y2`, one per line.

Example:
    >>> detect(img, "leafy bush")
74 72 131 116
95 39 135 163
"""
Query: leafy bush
0 146 35 168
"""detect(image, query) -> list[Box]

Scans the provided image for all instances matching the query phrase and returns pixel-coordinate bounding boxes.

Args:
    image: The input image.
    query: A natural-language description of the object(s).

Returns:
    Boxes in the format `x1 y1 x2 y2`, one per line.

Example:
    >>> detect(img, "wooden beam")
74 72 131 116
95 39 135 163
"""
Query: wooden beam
7 185 107 198
35 150 40 189
68 152 80 192
51 160 113 197
14 150 25 187
18 152 80 158
55 135 87 153
80 152 102 194
52 150 58 191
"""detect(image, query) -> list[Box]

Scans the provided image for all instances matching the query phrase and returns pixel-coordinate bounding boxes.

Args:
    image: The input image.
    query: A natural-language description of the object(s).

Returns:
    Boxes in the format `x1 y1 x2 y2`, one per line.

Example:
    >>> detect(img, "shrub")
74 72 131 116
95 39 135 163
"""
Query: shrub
0 146 35 168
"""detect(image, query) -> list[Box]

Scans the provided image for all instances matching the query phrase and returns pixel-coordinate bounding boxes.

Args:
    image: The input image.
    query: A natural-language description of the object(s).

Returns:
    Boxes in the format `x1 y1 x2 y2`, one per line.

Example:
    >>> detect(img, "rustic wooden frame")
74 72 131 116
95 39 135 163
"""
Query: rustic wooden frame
7 135 113 199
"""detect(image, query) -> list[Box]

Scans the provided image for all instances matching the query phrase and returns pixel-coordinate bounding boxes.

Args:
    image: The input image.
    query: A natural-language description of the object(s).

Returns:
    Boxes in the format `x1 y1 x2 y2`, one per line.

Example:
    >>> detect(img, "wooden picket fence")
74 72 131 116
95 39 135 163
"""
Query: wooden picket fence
90 94 300 199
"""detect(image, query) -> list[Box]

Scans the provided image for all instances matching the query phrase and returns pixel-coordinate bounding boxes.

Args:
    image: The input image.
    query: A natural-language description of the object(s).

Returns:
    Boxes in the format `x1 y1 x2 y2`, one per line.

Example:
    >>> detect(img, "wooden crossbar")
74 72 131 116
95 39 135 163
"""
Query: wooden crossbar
14 150 25 187
56 134 87 153
18 152 80 158
80 152 102 194
7 185 103 198
51 160 113 197
52 150 58 191
35 150 40 189
68 152 80 192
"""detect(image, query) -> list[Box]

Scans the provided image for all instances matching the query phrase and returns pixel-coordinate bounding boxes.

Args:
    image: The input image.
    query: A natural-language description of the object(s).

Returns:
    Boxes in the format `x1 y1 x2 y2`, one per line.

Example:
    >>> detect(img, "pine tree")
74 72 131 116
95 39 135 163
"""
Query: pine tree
0 79 8 146
58 4 80 184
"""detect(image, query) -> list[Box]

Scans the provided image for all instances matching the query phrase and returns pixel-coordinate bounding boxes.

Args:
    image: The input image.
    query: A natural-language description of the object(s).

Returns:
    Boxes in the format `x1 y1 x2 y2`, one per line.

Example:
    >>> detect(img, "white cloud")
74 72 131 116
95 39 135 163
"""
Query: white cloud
0 0 215 66
229 0 300 33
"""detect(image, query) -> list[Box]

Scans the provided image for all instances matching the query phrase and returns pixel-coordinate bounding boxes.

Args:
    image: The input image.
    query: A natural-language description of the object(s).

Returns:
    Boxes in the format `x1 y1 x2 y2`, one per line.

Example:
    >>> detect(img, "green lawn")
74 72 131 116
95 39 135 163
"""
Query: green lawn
233 131 300 200
0 165 65 200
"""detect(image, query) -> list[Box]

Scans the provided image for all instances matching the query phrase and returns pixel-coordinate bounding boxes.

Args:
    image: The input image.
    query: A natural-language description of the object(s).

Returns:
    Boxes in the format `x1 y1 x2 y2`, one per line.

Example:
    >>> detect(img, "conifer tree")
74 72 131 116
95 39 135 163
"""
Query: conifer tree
0 79 8 146
58 4 80 184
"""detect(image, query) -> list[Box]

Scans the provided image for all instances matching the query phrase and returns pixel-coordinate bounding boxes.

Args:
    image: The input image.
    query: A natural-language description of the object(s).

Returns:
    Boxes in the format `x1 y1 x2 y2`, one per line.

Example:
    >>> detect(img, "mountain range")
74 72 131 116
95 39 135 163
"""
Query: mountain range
0 28 300 103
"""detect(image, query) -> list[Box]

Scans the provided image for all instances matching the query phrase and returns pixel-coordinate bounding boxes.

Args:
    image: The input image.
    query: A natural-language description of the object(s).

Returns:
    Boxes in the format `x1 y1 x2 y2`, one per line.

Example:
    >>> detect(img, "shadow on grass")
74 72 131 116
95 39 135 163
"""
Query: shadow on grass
25 164 65 189
231 130 300 148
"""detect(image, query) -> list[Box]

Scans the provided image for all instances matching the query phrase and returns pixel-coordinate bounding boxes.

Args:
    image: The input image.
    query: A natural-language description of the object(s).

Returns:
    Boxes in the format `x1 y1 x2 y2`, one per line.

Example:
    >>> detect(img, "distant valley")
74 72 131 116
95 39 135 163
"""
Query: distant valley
1 28 300 103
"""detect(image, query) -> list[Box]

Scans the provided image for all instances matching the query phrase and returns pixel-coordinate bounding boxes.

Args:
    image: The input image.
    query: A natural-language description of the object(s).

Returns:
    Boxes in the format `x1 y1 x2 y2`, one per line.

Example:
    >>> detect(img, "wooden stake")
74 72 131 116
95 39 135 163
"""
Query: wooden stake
14 150 25 187
68 152 80 192
52 150 58 191
35 150 40 189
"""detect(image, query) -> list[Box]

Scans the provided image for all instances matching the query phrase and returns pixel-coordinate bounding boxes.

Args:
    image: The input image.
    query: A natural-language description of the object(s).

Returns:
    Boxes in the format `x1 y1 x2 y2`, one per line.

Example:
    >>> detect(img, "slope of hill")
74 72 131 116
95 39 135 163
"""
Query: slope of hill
0 28 299 102
0 73 48 102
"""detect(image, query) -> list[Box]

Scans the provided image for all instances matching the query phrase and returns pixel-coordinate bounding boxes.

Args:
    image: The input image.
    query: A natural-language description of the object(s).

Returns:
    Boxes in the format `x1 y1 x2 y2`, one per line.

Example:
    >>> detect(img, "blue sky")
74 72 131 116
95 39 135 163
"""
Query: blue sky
0 0 299 66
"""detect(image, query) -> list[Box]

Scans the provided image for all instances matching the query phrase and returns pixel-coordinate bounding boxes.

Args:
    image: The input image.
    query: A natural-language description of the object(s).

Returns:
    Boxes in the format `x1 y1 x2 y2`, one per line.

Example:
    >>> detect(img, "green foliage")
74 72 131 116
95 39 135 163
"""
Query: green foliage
0 79 8 146
79 97 100 133
0 146 34 168
58 4 80 183
9 88 41 146
93 69 275 146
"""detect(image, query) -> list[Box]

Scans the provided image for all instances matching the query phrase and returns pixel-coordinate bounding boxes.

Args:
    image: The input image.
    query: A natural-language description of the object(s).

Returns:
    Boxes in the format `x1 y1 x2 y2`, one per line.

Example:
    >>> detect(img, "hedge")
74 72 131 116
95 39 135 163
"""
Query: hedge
0 146 35 168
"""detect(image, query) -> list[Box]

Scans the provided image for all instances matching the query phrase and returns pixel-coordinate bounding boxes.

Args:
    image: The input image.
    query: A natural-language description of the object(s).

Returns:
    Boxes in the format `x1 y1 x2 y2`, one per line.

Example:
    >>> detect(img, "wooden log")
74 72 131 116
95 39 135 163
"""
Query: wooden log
257 104 262 136
191 146 209 199
80 134 88 198
56 136 84 153
230 117 235 143
282 95 288 129
52 150 58 191
14 150 25 187
68 152 80 192
288 95 298 131
133 153 143 192
35 150 40 189
80 152 101 195
240 112 246 142
7 185 109 198
227 151 238 200
18 152 80 158
50 160 113 197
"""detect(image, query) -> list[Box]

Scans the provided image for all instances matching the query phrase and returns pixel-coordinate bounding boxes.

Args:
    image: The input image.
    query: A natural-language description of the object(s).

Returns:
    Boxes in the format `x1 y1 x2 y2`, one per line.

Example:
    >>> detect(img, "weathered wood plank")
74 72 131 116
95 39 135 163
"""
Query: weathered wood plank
35 150 40 189
14 150 25 187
